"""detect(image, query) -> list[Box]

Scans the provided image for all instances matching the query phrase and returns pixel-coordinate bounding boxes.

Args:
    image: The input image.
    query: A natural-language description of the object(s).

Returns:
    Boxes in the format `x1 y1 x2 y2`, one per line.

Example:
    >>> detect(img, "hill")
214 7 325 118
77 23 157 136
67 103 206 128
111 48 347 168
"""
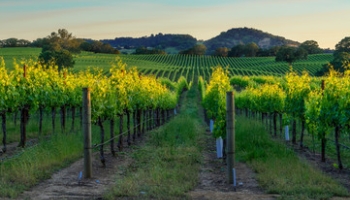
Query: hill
101 27 301 54
204 27 300 54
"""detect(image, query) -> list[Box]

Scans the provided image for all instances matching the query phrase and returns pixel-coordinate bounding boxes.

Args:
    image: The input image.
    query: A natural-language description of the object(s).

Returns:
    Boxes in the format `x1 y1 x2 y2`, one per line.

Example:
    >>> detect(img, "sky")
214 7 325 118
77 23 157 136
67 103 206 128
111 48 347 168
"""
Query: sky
1 0 349 49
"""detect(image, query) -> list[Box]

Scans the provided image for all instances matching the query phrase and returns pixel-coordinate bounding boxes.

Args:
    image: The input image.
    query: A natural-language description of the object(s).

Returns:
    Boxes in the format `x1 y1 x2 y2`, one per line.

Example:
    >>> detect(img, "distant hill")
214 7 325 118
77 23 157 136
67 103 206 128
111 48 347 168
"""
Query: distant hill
101 33 197 52
204 27 300 54
101 27 301 54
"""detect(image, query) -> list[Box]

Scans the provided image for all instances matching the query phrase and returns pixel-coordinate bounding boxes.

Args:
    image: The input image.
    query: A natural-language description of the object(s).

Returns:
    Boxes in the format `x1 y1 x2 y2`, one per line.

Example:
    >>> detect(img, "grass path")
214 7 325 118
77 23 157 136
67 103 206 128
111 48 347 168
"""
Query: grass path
104 86 206 199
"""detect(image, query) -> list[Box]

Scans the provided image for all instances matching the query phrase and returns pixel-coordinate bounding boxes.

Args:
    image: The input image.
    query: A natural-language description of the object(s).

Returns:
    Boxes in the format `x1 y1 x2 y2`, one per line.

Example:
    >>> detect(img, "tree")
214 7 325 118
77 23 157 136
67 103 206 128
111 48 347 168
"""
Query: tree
213 47 228 57
18 39 31 47
332 52 350 70
39 49 75 70
54 49 75 68
295 47 308 60
134 47 165 54
245 42 259 57
192 44 207 55
268 46 281 56
4 38 19 47
31 38 45 47
331 36 350 71
101 43 119 54
90 41 103 53
275 46 308 65
179 44 207 55
256 46 280 57
80 41 93 52
299 40 323 54
316 36 350 76
228 43 260 57
317 52 350 75
46 29 82 53
38 29 79 69
80 40 119 54
334 36 350 55
228 44 245 57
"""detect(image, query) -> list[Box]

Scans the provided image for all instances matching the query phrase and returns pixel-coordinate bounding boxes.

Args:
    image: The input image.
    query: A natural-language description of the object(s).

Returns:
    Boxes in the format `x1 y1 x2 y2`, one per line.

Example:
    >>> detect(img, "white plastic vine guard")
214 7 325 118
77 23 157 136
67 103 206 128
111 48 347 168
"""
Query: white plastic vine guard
216 137 223 158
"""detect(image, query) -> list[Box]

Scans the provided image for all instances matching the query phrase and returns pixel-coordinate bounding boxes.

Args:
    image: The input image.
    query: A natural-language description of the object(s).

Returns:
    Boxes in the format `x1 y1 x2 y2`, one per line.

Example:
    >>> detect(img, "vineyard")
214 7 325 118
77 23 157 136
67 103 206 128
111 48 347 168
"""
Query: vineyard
74 52 331 81
0 47 332 82
0 47 349 199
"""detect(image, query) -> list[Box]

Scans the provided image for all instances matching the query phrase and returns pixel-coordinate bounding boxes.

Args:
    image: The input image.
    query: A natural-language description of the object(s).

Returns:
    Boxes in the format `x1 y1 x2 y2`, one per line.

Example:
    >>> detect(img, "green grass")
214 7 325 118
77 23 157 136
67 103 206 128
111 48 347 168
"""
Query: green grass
0 133 83 198
0 47 41 70
236 116 349 199
104 86 205 199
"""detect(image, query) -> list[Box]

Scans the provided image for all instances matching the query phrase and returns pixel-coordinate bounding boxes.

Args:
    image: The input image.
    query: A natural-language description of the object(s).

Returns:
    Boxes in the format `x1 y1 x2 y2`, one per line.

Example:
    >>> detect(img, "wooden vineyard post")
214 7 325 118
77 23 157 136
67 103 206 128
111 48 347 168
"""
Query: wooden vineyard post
226 91 236 187
83 88 92 178
321 80 326 162
18 64 28 148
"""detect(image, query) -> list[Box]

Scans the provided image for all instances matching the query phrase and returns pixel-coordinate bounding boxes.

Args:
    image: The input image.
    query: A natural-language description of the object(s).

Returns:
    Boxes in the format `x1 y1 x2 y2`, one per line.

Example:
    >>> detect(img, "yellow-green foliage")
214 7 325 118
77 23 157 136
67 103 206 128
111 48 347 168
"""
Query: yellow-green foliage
202 66 231 138
235 83 285 115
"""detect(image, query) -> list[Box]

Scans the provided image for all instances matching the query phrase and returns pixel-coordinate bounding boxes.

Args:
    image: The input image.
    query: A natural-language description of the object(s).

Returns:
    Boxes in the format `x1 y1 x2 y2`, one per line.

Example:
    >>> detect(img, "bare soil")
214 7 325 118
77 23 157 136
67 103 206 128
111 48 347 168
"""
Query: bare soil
16 141 140 200
188 129 279 200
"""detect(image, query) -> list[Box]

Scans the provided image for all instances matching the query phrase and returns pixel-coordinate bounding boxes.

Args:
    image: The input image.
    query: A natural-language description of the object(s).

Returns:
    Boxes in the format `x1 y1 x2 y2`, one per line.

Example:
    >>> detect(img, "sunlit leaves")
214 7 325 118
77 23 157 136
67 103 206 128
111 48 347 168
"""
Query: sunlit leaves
202 66 232 138
0 57 182 125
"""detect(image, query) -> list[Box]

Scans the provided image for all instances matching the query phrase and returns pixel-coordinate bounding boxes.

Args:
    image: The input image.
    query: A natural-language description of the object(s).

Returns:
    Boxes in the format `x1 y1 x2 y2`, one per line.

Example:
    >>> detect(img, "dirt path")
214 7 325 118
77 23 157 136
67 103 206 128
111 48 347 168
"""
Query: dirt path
16 144 136 200
188 129 279 200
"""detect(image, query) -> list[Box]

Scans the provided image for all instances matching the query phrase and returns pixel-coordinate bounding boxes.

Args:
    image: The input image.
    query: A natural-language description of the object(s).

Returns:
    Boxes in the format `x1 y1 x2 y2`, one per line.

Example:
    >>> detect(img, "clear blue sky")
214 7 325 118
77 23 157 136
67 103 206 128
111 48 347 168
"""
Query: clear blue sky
1 0 349 49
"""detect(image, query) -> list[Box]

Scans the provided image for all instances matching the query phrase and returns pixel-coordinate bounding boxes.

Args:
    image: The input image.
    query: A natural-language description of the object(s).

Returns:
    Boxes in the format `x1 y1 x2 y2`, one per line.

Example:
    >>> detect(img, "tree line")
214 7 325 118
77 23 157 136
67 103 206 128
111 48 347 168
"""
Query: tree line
0 38 32 47
178 40 322 60
1 32 118 55
101 33 197 51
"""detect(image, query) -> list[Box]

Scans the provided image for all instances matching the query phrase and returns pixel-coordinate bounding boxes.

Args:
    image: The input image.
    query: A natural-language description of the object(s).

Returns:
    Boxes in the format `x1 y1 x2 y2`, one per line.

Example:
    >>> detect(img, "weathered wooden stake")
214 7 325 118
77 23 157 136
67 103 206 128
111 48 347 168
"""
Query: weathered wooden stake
83 88 92 178
226 91 235 185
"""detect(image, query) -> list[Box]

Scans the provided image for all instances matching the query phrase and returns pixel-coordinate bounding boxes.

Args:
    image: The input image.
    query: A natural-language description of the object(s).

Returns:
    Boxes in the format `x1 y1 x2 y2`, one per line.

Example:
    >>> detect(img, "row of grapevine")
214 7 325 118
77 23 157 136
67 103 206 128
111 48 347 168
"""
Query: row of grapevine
202 66 350 169
116 54 331 81
0 57 188 160
201 66 232 139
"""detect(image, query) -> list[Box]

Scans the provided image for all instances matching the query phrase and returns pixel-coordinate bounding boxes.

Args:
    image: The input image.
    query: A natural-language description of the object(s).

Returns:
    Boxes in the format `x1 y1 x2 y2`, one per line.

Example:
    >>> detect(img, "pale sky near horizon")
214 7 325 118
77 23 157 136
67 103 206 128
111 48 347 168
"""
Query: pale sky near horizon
1 0 349 49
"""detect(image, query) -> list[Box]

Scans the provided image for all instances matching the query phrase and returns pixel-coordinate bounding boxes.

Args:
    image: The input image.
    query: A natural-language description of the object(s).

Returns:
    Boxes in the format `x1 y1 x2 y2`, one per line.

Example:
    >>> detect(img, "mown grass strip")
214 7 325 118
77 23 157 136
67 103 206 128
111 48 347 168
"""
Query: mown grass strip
236 116 349 199
0 133 83 198
104 87 205 199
